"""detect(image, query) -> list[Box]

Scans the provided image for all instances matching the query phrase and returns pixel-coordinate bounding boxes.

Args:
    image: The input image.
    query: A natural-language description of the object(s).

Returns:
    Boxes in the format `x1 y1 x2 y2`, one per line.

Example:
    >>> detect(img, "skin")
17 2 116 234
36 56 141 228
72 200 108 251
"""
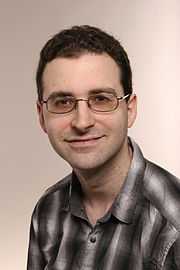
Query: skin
37 53 137 225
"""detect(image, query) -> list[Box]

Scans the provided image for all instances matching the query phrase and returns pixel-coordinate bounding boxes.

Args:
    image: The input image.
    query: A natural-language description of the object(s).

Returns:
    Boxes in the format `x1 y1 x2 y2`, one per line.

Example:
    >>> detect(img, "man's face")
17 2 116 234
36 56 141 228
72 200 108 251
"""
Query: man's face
37 53 137 170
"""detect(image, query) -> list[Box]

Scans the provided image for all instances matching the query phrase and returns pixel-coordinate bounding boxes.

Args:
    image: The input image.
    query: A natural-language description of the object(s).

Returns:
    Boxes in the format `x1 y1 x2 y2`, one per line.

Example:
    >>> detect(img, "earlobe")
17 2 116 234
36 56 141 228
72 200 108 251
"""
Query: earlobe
37 101 47 133
127 94 137 128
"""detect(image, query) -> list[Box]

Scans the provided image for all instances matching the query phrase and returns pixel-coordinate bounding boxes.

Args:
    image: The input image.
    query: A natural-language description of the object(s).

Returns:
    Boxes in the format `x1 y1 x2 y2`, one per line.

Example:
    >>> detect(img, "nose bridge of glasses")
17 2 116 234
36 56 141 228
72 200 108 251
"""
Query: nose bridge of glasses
72 97 95 128
76 100 94 118
74 98 90 109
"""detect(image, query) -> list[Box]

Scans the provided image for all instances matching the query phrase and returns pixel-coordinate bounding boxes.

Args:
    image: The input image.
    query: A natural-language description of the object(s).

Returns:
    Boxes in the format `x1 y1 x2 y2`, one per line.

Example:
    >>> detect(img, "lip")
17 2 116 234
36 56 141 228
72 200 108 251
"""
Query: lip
65 136 105 148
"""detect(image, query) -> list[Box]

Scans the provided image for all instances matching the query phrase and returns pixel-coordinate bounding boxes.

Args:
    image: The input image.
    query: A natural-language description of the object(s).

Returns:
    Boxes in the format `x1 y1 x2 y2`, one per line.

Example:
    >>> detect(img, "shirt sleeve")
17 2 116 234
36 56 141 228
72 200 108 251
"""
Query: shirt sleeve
174 235 180 269
27 205 45 270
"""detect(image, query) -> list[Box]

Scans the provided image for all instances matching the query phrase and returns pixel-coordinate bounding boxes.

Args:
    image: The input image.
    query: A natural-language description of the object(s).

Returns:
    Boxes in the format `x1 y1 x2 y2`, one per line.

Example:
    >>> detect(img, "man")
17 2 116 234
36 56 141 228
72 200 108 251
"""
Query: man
27 25 180 270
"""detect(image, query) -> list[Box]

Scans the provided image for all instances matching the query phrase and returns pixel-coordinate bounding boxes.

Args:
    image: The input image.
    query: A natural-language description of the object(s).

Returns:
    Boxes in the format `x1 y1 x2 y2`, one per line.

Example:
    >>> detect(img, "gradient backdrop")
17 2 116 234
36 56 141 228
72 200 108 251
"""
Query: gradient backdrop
0 1 180 269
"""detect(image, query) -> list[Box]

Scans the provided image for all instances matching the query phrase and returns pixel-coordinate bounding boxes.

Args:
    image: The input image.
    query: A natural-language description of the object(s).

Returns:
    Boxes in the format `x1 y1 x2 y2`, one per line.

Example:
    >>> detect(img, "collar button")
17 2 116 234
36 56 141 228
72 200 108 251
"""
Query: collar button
90 235 96 243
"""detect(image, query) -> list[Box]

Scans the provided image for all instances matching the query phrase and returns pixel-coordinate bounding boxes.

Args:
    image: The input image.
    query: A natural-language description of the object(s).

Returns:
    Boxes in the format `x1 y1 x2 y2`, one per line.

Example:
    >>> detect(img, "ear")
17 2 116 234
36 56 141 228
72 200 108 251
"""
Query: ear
127 94 137 128
37 101 47 133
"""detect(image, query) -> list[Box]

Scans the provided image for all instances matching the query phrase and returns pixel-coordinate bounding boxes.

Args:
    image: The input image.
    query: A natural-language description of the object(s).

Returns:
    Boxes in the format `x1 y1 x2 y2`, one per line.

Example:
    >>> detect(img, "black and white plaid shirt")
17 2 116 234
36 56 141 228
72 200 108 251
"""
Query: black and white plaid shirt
27 138 180 270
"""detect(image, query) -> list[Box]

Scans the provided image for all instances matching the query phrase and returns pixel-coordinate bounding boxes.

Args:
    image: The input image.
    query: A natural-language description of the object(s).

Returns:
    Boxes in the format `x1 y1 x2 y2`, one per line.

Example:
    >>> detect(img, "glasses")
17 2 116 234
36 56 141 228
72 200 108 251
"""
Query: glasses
42 91 131 114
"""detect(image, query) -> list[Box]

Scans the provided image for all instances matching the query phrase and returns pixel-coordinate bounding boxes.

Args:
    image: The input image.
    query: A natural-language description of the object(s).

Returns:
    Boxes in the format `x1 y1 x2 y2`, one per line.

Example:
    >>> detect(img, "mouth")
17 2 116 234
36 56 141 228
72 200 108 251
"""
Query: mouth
65 136 105 148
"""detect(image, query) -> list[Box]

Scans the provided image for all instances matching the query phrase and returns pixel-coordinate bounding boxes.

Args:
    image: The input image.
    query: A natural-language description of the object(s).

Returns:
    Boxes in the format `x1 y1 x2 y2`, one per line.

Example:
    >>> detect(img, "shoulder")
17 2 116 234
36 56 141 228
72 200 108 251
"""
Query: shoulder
44 173 72 196
144 160 180 190
32 173 72 218
143 160 180 231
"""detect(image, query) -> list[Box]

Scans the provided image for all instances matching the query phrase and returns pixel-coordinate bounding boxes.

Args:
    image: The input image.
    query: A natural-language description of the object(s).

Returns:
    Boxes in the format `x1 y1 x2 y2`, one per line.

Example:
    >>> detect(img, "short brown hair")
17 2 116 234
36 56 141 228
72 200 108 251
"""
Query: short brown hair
36 25 133 101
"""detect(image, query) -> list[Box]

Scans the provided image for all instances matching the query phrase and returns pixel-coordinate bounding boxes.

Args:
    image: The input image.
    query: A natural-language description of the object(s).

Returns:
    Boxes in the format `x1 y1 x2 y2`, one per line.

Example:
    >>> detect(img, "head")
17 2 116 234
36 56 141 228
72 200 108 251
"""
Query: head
36 25 137 172
36 25 133 102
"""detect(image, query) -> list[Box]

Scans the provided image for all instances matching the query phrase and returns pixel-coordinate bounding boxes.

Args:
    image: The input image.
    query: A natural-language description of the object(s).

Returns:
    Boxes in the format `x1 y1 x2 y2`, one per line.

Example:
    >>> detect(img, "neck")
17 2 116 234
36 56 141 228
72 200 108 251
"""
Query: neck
74 137 133 208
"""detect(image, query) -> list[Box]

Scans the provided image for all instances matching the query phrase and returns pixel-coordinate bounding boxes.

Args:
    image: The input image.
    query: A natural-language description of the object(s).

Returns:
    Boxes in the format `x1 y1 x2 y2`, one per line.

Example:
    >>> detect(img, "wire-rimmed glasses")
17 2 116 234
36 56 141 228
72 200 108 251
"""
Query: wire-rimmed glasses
42 90 131 114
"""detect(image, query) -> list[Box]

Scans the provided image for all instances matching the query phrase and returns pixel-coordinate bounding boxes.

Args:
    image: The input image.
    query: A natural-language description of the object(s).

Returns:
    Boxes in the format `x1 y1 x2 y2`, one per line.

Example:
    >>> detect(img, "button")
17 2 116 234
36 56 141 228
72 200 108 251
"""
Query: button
90 235 96 243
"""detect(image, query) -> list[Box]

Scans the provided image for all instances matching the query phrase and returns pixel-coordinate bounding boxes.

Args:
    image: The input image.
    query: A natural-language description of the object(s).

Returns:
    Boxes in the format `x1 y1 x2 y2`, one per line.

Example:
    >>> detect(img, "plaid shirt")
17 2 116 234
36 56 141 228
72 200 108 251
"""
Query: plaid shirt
27 138 180 270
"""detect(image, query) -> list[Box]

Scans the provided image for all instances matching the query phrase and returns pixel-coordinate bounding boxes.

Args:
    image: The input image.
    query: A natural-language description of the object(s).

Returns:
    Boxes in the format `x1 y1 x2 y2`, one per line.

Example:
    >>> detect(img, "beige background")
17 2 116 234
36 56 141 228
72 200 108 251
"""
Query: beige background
0 1 180 269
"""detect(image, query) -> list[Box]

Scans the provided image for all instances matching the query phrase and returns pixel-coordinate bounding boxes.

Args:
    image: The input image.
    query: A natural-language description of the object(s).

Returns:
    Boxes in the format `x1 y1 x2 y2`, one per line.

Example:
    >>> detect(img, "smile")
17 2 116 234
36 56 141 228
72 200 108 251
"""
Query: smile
65 136 105 148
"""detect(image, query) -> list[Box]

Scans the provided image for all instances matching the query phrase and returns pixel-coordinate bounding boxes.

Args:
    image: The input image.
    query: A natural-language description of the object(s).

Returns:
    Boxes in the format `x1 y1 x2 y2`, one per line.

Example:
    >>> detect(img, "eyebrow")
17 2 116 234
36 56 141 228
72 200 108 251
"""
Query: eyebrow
89 88 117 95
46 88 117 99
45 90 73 100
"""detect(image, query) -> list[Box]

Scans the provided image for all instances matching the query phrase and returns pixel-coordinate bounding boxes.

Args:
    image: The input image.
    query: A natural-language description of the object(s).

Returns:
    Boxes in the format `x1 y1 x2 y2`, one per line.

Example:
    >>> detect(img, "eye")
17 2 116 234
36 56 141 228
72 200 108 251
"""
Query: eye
95 95 108 101
91 93 114 103
50 96 74 107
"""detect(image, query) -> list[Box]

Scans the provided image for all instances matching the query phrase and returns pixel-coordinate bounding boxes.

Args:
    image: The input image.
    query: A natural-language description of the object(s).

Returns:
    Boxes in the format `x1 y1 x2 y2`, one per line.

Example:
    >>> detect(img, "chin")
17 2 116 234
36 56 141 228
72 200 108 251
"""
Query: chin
63 154 106 171
68 161 101 171
54 141 126 171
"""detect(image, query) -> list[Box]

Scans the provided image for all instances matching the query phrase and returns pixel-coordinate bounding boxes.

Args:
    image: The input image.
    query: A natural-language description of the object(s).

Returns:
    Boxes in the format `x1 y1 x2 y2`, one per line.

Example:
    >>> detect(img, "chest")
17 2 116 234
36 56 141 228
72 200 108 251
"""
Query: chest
40 206 178 270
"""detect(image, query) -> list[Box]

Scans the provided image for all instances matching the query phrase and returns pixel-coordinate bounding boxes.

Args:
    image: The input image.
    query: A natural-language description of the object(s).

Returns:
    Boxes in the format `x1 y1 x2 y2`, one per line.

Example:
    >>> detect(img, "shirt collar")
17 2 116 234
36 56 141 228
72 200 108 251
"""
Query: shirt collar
112 137 146 223
68 173 88 220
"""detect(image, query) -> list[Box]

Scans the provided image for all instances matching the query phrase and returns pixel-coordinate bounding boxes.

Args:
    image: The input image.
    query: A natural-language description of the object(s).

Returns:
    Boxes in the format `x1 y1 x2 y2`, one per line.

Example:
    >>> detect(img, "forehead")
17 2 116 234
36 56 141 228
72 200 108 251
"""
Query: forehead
42 53 122 97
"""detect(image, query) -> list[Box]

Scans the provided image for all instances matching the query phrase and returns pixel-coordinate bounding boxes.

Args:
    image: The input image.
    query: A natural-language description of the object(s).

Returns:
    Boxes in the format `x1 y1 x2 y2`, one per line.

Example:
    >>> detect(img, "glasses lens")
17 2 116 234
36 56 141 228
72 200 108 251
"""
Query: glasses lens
89 93 118 112
47 96 75 113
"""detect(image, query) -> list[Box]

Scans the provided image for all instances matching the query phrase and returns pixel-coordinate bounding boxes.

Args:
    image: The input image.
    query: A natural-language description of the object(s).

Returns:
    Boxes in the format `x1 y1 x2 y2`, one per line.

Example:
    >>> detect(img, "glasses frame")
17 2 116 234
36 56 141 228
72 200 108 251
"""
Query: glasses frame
41 93 131 114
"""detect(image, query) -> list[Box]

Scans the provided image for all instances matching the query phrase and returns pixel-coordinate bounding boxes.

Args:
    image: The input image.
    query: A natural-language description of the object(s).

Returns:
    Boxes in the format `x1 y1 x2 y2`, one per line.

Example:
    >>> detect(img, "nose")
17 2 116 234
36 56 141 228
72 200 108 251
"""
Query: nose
71 100 95 132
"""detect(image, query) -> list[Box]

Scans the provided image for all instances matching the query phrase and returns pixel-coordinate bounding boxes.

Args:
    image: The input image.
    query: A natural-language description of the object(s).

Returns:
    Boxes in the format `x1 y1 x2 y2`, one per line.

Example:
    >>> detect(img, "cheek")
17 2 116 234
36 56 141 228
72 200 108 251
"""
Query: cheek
44 115 72 139
104 110 128 133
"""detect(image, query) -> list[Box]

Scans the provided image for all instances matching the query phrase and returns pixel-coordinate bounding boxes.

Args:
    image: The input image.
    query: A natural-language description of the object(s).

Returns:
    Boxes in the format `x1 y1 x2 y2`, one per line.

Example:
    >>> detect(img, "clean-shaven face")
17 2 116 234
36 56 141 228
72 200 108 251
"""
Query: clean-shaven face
38 53 137 170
